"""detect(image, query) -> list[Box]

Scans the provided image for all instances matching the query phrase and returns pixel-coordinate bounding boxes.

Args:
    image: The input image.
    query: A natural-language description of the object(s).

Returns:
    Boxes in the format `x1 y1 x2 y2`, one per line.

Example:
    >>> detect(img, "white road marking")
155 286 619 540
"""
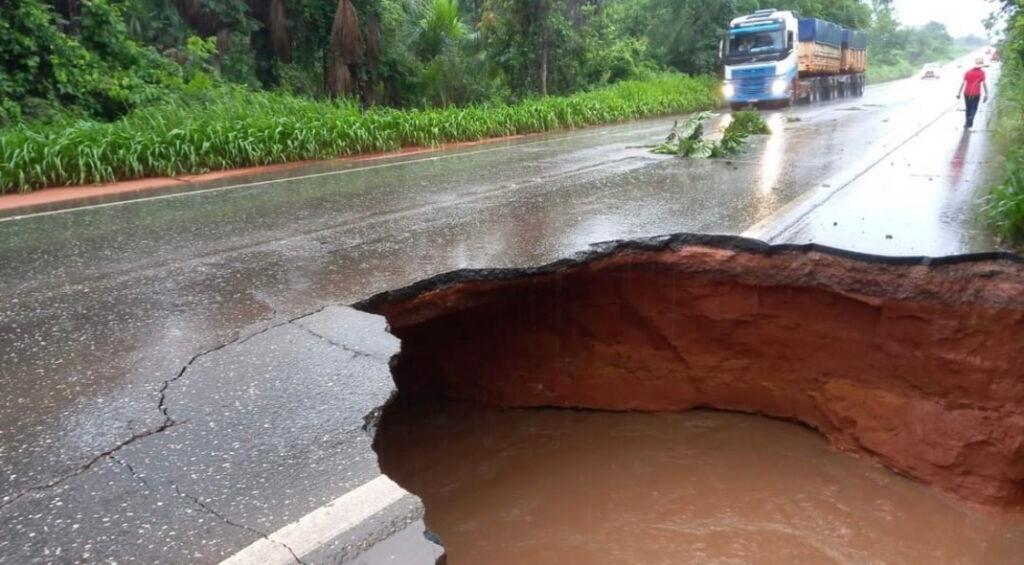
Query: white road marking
219 475 410 565
1 121 673 224
742 101 958 242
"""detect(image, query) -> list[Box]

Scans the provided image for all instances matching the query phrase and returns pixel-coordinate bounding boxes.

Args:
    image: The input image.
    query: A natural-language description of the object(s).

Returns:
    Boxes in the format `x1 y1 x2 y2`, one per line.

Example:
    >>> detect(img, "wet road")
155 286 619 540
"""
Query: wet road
0 55 1007 563
748 62 1004 252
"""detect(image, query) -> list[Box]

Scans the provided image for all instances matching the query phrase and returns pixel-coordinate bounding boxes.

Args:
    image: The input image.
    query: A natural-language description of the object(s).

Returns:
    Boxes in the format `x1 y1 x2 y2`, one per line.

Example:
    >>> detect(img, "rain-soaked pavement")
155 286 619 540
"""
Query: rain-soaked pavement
0 56 1011 563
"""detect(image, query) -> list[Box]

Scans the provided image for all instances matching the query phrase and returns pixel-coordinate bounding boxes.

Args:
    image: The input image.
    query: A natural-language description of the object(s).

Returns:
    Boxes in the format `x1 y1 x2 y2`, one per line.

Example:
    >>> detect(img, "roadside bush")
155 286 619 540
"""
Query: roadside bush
866 60 916 85
0 73 720 193
987 48 1024 243
989 168 1024 242
0 0 184 123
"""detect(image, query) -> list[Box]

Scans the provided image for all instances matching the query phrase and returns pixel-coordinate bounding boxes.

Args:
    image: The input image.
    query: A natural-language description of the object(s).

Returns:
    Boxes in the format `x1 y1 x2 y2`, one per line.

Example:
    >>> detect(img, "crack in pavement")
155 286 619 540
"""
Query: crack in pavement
2 305 331 513
0 419 177 512
110 454 156 491
170 483 308 565
290 321 381 362
114 454 309 565
2 304 361 561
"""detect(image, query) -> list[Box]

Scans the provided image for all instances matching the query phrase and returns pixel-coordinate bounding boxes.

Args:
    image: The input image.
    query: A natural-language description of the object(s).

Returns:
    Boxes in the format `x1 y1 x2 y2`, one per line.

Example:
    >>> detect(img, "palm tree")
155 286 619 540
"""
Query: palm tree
413 0 469 60
411 0 474 105
327 0 362 96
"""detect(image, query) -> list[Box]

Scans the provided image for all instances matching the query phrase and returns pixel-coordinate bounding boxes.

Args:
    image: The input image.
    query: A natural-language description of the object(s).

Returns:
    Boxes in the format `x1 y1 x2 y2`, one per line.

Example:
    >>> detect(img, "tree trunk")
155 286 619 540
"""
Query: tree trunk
267 0 291 63
172 0 227 37
214 28 231 73
326 63 353 97
52 0 80 32
540 28 549 96
363 16 383 105
365 15 381 70
326 0 362 97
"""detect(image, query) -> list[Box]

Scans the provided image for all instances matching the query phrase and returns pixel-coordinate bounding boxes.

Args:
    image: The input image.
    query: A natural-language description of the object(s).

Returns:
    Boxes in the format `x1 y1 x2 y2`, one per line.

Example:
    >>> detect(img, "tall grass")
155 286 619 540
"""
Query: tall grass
0 73 720 193
987 58 1024 244
866 60 916 85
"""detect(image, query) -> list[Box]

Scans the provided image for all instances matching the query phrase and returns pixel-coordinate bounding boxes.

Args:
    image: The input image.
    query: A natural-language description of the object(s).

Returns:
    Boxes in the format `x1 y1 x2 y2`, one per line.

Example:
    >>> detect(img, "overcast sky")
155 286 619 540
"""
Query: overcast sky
892 0 996 37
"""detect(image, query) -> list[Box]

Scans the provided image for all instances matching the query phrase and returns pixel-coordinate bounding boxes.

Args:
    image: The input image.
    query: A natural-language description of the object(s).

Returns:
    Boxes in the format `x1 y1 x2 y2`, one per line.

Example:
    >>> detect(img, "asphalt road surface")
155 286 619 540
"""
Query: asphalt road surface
0 55 1007 564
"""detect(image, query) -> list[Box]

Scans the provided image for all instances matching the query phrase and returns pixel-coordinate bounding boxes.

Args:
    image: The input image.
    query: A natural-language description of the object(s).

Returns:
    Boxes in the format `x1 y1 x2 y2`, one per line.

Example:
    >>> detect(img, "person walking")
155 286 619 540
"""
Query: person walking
957 58 989 129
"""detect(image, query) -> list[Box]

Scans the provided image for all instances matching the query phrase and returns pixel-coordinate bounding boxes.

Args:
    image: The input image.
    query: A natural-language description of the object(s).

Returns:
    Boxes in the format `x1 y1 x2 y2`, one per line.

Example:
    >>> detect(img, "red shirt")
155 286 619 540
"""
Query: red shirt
964 68 986 97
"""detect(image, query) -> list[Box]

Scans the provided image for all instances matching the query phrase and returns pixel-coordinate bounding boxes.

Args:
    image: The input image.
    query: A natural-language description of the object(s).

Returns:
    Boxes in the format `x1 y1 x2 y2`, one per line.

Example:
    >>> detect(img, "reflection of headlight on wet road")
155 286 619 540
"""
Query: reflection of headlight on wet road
772 78 789 96
723 83 735 98
759 113 786 195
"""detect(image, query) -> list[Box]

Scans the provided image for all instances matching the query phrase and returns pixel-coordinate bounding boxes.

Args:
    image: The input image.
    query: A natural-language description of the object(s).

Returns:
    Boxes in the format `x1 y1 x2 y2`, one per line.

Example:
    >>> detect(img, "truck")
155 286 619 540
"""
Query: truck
721 9 868 109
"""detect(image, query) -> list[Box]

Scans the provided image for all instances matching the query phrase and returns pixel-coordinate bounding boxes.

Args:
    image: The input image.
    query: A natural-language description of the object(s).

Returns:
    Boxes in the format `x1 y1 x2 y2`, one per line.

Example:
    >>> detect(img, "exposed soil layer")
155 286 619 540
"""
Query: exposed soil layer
359 234 1024 507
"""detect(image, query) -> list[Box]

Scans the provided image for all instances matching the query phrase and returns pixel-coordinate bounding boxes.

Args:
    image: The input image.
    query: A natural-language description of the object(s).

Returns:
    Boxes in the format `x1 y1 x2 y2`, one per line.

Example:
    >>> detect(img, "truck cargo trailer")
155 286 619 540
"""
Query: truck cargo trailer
722 9 867 109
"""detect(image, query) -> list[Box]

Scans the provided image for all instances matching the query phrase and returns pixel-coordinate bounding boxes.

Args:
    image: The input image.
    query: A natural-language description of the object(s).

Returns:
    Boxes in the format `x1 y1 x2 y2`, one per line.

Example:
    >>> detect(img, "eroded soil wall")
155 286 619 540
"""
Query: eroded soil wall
360 235 1024 507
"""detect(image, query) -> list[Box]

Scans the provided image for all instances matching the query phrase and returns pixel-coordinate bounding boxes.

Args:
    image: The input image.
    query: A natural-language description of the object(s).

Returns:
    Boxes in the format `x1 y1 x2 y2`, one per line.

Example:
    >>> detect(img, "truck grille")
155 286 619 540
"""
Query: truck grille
739 79 769 95
732 65 776 79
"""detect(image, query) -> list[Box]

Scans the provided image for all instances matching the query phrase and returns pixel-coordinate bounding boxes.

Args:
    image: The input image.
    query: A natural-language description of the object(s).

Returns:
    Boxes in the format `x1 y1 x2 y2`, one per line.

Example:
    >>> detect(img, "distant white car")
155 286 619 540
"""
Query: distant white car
922 64 941 79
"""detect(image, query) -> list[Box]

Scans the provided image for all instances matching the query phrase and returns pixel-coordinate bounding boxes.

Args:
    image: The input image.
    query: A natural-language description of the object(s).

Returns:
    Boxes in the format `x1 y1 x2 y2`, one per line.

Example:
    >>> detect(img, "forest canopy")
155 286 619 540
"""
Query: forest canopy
1 0 963 125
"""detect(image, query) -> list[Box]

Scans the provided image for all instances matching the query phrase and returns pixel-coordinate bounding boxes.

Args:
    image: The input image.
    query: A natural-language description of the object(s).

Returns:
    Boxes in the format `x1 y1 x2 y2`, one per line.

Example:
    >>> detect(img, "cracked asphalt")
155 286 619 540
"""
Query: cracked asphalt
0 55 1007 564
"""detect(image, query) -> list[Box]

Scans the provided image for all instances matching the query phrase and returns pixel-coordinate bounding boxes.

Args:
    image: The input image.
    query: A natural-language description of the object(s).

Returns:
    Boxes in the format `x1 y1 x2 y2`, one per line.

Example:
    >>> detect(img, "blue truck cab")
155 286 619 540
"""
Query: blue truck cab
721 9 800 107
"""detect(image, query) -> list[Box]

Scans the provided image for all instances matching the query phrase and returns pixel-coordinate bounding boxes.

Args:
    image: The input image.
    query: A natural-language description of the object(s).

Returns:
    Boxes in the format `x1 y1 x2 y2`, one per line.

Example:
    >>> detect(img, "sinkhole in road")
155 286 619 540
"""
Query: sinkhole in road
373 397 1024 564
359 233 1024 563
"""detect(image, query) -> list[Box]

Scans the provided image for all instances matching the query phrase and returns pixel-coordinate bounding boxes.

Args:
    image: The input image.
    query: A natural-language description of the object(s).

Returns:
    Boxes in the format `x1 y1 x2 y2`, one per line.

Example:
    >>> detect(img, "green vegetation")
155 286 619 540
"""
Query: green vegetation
0 74 718 192
1 0 873 122
728 109 771 135
866 60 916 84
988 1 1024 243
652 109 769 159
866 3 959 85
0 0 982 193
0 0 873 193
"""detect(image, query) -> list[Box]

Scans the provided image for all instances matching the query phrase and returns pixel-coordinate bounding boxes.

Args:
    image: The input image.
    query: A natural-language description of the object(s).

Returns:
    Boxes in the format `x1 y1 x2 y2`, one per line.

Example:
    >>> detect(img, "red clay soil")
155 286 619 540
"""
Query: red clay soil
0 135 523 213
361 235 1024 508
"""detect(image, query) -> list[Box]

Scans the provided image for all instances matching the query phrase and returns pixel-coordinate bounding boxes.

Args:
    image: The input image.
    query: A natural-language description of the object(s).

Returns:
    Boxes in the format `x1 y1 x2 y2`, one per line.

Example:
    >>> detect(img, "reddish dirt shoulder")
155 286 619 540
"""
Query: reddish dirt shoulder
0 135 524 214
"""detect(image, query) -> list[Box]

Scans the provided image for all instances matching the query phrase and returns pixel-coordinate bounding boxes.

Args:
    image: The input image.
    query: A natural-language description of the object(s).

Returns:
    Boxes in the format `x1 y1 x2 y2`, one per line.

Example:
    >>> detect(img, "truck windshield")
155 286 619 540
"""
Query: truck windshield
725 25 786 63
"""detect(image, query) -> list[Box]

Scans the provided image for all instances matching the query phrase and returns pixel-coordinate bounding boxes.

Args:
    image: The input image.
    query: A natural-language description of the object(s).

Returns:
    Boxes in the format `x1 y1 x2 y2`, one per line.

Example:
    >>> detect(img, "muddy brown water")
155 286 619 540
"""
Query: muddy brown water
375 397 1024 565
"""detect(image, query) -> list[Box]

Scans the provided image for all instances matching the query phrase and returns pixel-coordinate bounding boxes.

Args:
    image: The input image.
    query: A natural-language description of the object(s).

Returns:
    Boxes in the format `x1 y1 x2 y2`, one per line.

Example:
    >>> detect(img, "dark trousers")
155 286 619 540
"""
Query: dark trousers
965 95 981 127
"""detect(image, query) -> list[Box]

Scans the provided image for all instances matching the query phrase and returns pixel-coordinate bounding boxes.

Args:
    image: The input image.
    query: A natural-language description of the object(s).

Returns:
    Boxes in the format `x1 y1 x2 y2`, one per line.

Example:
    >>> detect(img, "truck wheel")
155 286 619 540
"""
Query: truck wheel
730 103 747 112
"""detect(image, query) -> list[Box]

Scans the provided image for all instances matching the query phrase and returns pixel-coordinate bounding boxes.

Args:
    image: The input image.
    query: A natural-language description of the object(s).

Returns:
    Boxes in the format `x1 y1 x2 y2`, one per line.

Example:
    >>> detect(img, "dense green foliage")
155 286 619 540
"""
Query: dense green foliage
2 0 878 122
0 0 187 123
988 1 1024 243
0 74 718 192
0 0 990 193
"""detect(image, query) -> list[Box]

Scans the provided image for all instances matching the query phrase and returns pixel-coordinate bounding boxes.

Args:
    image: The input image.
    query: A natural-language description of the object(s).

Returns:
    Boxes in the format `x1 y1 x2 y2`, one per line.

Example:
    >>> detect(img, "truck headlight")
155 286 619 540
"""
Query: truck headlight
723 83 735 98
772 78 789 96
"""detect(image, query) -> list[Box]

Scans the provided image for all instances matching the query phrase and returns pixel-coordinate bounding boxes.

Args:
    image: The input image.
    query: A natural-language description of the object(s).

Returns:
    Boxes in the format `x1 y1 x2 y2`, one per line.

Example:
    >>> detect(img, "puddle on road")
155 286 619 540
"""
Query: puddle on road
375 396 1024 565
